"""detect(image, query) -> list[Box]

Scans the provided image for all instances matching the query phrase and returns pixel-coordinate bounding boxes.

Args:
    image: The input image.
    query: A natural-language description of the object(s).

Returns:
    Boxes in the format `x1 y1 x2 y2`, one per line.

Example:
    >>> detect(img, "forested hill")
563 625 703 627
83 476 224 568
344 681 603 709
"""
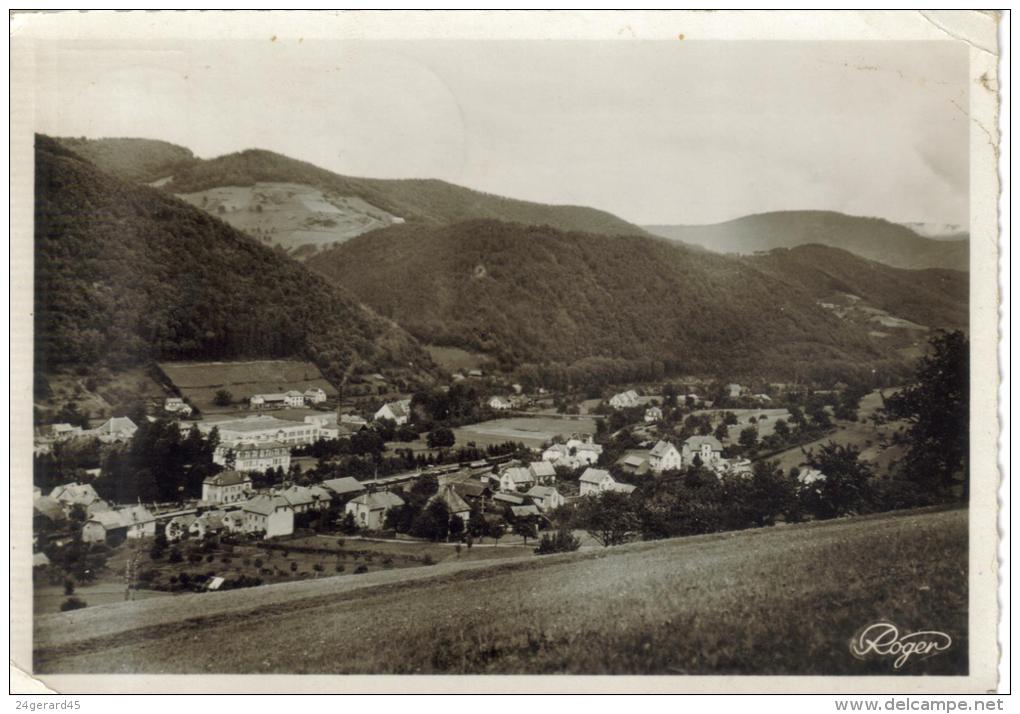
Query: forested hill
645 211 969 272
306 219 920 380
34 135 434 387
746 244 967 332
145 145 645 237
54 137 197 184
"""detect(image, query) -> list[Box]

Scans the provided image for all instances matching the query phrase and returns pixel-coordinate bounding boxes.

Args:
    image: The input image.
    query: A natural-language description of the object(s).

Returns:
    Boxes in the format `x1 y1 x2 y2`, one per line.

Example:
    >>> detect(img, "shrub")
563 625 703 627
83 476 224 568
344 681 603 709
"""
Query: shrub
60 597 87 612
534 529 582 555
168 548 183 564
354 564 368 574
335 564 346 573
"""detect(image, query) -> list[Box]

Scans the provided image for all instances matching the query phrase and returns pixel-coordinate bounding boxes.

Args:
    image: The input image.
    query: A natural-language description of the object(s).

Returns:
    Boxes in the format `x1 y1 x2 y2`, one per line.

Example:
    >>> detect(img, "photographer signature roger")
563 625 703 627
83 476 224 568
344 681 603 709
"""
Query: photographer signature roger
850 622 953 670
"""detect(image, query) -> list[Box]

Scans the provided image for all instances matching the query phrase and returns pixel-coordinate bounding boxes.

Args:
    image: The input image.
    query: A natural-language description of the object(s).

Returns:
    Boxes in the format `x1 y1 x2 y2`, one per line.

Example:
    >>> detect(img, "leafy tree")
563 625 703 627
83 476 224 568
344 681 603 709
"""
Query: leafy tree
337 512 359 535
573 491 639 547
534 528 581 555
514 517 538 545
800 442 874 520
882 330 968 499
773 418 791 441
426 427 456 449
213 389 233 407
738 426 758 451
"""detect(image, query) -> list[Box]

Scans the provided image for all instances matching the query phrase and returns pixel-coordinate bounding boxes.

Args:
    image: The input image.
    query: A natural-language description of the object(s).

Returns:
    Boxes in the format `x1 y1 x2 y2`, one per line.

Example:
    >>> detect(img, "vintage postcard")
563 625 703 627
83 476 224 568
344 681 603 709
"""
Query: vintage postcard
9 10 1004 694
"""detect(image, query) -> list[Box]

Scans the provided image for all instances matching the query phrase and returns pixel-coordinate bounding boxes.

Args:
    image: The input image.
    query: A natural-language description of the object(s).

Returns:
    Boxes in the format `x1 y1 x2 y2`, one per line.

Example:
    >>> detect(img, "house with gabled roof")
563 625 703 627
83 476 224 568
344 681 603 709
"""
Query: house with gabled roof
202 471 252 504
89 416 138 443
50 482 102 509
579 467 636 497
499 466 534 493
242 495 294 538
528 461 557 484
488 396 513 411
682 435 724 466
525 485 565 512
374 399 412 425
648 440 683 472
320 476 366 500
428 484 472 525
609 390 640 409
345 490 405 530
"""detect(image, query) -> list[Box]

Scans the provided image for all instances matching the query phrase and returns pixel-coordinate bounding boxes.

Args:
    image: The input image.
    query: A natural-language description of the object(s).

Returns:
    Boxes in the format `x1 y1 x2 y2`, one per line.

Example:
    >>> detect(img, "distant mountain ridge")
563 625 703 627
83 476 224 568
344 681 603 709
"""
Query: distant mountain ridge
306 219 965 380
54 136 196 184
35 135 434 388
644 211 968 271
54 137 649 259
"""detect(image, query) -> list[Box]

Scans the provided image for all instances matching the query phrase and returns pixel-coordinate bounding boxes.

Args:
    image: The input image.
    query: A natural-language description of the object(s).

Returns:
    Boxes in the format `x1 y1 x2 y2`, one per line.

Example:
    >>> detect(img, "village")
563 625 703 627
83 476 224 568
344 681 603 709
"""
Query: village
32 368 879 612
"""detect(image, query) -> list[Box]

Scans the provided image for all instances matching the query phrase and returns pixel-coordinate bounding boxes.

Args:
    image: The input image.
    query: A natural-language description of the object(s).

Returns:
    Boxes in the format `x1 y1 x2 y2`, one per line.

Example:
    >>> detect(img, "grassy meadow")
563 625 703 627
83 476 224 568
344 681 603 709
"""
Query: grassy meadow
35 508 967 675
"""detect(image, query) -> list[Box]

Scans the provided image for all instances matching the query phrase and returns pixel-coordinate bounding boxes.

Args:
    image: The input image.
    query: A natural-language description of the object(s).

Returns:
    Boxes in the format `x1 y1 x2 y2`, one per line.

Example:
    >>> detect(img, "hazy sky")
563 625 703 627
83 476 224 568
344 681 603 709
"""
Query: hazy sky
31 39 969 225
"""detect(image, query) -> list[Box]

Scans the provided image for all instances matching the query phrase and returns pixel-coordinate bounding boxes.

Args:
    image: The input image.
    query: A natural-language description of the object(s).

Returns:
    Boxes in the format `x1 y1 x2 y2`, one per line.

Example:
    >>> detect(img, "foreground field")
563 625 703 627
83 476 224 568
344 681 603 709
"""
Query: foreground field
34 507 966 675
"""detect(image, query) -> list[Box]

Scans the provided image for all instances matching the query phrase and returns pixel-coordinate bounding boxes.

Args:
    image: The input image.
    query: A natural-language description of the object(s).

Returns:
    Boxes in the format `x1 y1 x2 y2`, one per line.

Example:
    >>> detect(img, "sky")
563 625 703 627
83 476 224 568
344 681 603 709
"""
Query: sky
31 38 970 225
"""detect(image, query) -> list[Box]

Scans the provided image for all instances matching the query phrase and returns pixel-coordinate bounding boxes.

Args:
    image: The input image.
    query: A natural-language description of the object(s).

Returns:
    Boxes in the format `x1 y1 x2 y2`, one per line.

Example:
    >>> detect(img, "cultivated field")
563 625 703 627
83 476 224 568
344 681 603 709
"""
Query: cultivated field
177 183 400 258
157 360 337 413
34 507 967 675
454 416 596 448
423 345 491 373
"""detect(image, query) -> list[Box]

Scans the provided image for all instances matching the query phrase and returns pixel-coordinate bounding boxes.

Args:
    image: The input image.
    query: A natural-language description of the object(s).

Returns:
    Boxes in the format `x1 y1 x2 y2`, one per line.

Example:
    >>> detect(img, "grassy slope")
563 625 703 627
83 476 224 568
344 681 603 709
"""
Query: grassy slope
35 508 967 675
645 211 969 272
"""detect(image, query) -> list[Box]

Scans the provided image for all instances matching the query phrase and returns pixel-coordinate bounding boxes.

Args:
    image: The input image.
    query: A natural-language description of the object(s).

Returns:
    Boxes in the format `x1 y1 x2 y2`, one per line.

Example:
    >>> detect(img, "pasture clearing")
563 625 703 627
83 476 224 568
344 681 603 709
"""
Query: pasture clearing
157 359 336 414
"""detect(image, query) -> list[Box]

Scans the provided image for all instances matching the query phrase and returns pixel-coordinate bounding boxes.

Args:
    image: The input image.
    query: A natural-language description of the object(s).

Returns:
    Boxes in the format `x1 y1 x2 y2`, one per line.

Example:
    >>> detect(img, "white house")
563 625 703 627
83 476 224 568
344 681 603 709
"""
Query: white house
89 416 138 443
81 505 156 544
50 482 102 510
202 471 253 504
644 406 663 423
525 485 565 511
682 435 724 466
499 466 534 493
303 387 328 404
164 397 193 416
609 390 640 409
242 496 294 538
726 383 744 399
214 441 291 473
488 396 513 411
276 484 331 513
250 390 306 409
648 440 683 473
567 437 603 466
528 461 557 484
345 491 405 530
542 443 571 465
579 468 616 496
374 399 412 425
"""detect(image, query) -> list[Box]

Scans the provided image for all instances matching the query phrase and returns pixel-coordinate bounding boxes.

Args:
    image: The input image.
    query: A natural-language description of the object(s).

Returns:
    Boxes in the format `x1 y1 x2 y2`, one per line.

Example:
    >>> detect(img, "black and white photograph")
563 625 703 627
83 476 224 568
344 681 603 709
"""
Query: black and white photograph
9 9 1005 695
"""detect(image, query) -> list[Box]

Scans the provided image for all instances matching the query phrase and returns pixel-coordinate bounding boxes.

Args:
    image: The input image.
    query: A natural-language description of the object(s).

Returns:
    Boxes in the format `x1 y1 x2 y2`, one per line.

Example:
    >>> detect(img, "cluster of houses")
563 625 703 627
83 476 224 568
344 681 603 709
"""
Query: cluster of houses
250 387 328 410
614 434 765 481
541 436 603 470
34 416 139 454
